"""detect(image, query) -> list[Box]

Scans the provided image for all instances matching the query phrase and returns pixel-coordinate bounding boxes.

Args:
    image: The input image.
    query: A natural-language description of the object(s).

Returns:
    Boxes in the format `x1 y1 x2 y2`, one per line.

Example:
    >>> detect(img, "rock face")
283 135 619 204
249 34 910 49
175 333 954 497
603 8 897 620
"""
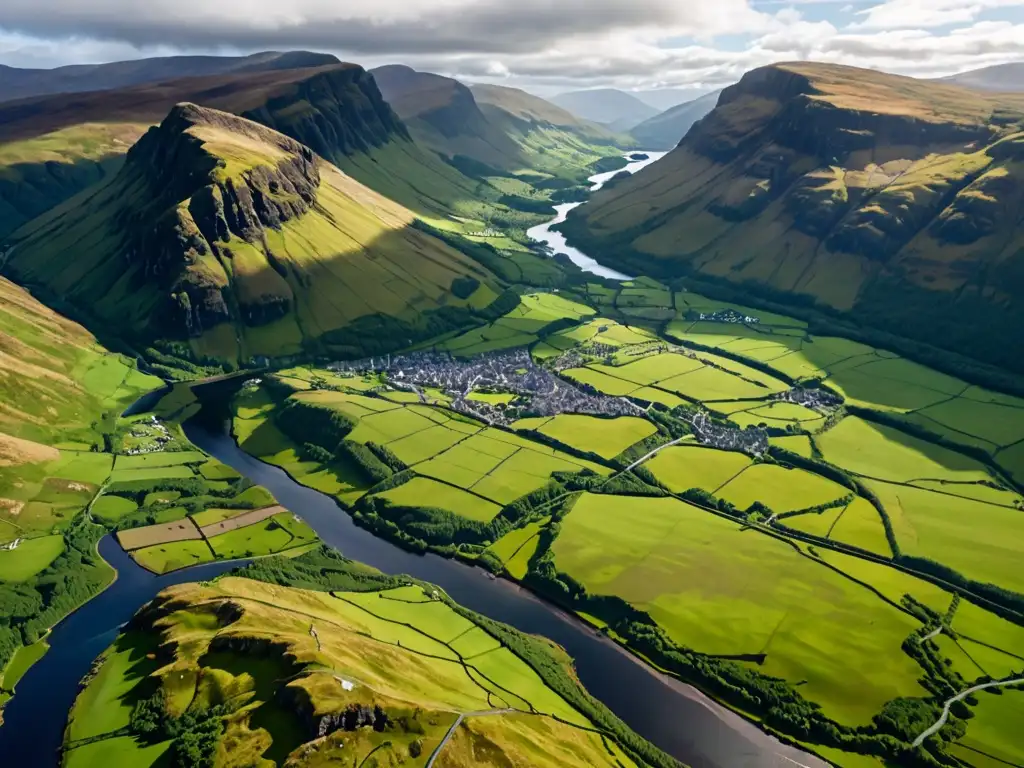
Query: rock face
316 704 390 738
112 103 321 337
568 62 1024 372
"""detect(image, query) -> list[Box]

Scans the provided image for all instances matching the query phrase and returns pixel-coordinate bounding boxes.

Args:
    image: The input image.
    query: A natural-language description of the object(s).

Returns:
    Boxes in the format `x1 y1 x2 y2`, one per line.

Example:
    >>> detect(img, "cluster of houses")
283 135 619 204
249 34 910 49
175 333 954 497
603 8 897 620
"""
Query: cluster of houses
686 308 761 324
681 409 769 456
124 415 172 455
775 386 843 412
328 349 642 426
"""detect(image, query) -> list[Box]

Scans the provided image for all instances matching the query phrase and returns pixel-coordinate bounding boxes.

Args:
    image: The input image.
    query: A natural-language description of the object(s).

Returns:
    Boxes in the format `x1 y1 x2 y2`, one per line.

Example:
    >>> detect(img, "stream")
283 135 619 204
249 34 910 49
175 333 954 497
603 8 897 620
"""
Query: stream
526 151 667 280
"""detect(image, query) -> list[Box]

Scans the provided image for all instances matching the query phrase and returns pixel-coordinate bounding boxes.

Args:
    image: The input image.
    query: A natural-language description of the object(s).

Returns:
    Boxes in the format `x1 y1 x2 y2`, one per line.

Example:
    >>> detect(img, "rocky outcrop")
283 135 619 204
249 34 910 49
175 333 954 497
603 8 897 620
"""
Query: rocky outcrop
243 66 408 163
111 103 322 337
315 704 390 738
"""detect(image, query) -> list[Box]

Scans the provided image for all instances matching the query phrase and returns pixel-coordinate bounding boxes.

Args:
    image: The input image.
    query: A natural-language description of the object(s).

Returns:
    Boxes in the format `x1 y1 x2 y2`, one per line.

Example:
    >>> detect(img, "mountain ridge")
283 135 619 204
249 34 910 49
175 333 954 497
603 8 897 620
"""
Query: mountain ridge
0 51 342 104
560 61 1024 372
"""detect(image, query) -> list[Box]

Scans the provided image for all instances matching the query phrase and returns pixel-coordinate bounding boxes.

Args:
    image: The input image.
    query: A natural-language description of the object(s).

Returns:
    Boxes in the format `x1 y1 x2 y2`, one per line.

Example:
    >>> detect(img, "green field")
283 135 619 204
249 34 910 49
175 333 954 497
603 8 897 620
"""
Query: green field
375 477 502 522
817 417 994 483
0 535 66 581
553 493 928 725
90 494 138 522
487 519 548 579
954 689 1024 767
108 465 196 483
646 445 752 494
524 414 656 459
131 540 215 574
716 463 850 514
206 513 318 560
867 480 1024 592
113 451 206 470
1 638 49 691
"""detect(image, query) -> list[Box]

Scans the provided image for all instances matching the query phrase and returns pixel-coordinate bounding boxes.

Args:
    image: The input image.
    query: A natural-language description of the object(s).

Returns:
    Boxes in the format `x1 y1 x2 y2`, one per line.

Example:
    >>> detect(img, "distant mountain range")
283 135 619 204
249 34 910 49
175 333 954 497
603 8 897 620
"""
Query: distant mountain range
630 90 722 150
0 51 340 103
550 89 660 132
936 61 1024 92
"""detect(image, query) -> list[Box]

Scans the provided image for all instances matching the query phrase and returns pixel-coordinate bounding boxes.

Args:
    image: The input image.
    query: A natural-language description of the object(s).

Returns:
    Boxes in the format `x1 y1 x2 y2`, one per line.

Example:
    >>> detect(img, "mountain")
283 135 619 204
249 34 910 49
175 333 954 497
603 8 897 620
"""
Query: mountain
559 62 1024 372
550 89 659 132
0 62 501 238
937 62 1024 92
630 90 722 150
2 103 498 365
633 87 711 111
0 50 340 104
370 66 627 178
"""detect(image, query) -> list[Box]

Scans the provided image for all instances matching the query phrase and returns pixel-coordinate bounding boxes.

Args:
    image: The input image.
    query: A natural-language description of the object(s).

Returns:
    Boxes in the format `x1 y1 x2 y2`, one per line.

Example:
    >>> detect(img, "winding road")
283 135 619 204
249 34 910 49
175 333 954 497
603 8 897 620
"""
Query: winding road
912 677 1024 747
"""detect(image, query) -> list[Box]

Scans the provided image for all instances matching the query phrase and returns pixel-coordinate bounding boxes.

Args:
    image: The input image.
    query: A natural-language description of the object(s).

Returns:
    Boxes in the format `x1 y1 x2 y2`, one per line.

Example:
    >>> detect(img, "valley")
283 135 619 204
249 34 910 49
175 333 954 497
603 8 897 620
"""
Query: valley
0 43 1020 768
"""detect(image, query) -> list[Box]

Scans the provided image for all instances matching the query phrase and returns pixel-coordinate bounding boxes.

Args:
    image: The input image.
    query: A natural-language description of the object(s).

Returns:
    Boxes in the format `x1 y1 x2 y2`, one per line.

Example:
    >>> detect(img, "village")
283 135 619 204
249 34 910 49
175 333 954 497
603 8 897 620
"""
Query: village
680 408 770 456
328 348 644 427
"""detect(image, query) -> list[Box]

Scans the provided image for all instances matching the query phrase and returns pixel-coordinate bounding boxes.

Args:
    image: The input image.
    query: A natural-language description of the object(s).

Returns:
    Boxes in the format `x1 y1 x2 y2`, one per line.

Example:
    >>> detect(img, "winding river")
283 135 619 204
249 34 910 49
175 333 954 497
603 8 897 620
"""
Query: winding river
526 151 668 280
0 170 827 768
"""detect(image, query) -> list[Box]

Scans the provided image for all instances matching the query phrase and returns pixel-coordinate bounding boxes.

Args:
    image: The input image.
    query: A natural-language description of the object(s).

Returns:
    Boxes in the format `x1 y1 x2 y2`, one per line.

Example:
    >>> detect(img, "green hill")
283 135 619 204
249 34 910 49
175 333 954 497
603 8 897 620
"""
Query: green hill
61 569 655 768
0 62 521 241
560 62 1024 372
371 66 629 179
2 103 500 366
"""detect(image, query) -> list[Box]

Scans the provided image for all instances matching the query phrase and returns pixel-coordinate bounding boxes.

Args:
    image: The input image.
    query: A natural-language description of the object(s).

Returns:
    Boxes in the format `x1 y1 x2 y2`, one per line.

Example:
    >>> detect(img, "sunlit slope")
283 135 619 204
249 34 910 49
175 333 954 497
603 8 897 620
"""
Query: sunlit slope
62 572 645 768
4 104 498 365
565 62 1024 372
0 62 505 238
372 66 628 178
0 275 158 449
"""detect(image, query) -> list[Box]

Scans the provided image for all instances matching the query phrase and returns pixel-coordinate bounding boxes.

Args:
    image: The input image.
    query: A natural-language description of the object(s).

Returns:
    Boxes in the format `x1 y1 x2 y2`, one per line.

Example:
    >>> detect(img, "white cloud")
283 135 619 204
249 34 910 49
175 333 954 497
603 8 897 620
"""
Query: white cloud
852 0 1024 30
0 0 1022 94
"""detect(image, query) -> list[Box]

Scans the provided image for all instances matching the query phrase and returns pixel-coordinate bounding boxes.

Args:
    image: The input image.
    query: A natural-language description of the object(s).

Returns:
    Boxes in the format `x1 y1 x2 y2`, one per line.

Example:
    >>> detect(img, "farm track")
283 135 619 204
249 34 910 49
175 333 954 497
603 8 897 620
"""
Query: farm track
912 677 1024 747
424 709 516 768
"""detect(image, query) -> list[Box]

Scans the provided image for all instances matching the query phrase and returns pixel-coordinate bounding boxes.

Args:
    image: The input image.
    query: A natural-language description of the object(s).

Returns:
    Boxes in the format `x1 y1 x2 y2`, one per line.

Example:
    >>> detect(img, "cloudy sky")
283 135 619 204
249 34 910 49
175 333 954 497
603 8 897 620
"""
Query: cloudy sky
0 0 1022 95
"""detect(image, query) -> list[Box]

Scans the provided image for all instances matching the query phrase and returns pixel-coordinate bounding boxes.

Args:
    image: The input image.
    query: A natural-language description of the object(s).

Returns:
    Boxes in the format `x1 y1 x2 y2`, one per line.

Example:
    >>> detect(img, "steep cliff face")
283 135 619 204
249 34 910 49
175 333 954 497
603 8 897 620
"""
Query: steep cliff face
567 62 1024 371
3 102 497 364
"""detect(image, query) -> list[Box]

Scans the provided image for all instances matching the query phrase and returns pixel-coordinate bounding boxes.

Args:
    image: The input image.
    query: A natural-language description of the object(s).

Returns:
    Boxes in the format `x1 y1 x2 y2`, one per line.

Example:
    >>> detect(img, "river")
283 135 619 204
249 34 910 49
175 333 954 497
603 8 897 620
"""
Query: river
526 151 668 280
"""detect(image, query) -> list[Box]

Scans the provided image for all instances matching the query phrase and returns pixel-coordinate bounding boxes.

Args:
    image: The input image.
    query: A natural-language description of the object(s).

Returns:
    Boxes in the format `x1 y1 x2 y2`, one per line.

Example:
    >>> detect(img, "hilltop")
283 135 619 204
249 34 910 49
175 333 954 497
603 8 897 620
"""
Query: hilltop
371 66 629 178
2 103 499 366
0 51 341 104
560 61 1024 372
60 564 656 768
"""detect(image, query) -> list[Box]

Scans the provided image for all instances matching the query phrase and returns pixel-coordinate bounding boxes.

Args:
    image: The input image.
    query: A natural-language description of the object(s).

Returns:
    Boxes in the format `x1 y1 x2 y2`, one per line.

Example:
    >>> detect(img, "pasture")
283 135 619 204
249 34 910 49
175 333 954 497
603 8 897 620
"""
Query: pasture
0 535 65 581
953 689 1024 768
769 434 815 457
866 480 1024 593
375 477 502 522
113 450 205 470
552 493 929 725
716 463 850 514
90 494 138 523
207 512 317 560
524 414 656 459
108 465 196 483
131 540 214 574
487 519 548 579
817 417 993 483
822 498 892 556
646 445 752 494
197 505 284 537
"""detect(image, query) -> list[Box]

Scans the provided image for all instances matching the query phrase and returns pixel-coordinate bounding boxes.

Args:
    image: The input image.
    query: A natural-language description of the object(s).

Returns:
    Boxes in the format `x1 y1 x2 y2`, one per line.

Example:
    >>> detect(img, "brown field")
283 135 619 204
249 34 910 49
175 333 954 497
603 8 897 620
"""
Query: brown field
197 505 285 538
116 518 202 551
0 431 60 466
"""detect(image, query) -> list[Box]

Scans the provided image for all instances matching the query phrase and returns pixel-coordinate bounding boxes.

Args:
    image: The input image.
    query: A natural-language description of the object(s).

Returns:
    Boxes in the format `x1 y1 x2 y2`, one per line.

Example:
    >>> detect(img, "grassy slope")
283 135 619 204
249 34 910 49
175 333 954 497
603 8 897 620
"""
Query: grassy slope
567 61 1024 372
5 106 501 365
63 575 639 768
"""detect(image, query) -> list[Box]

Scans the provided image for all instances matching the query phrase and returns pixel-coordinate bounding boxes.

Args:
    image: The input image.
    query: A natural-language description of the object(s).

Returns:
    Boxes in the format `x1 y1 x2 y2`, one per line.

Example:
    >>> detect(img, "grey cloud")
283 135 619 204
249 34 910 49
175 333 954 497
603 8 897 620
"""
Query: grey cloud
0 0 688 57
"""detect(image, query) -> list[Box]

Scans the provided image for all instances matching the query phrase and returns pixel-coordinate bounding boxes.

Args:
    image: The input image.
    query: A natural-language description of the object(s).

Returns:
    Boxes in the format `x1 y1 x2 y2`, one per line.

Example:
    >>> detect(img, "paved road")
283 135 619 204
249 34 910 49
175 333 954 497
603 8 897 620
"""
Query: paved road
425 709 516 767
624 434 692 472
912 677 1024 747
